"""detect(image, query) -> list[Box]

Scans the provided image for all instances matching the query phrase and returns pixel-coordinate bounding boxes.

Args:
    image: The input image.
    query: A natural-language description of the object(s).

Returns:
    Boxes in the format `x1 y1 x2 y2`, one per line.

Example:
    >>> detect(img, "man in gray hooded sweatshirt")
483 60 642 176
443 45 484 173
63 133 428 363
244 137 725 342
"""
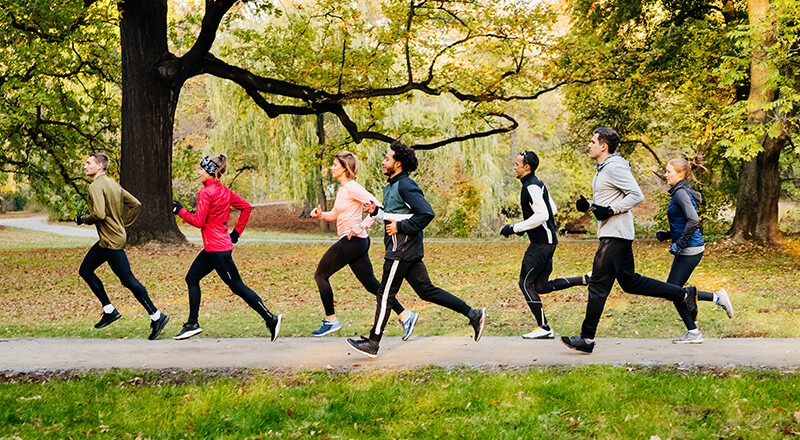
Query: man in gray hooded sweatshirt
561 128 699 354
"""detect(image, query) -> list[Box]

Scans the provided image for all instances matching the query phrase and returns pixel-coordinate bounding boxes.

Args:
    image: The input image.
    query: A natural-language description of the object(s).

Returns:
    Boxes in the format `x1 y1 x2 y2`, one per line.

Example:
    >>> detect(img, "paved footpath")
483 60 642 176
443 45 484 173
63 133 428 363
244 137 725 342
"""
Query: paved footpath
1 337 798 373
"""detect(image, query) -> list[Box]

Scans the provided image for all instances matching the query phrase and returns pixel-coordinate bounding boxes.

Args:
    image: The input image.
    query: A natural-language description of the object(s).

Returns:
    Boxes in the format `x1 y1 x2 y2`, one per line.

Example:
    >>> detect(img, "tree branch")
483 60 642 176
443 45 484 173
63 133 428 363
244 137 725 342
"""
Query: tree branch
181 0 238 73
621 139 664 168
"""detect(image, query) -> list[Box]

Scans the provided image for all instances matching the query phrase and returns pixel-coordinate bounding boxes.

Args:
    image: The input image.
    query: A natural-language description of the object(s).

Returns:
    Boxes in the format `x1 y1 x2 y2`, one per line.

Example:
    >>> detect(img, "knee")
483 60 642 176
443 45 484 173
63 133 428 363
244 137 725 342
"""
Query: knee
314 269 329 285
78 266 92 280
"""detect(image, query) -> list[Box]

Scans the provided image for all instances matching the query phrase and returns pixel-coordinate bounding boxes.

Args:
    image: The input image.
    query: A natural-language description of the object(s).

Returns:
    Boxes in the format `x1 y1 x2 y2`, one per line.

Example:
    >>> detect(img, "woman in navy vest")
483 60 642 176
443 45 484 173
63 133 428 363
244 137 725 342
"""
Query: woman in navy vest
657 157 734 344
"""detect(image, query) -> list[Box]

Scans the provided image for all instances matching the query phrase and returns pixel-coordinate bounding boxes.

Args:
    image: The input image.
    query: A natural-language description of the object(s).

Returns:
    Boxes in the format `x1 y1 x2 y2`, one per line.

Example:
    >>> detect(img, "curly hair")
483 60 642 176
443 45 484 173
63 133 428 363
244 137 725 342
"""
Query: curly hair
390 140 418 173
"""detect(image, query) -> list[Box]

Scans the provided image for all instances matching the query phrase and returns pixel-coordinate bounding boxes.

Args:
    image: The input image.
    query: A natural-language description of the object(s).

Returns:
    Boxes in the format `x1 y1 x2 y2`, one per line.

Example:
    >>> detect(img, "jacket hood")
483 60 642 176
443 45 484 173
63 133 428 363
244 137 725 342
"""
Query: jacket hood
669 179 703 205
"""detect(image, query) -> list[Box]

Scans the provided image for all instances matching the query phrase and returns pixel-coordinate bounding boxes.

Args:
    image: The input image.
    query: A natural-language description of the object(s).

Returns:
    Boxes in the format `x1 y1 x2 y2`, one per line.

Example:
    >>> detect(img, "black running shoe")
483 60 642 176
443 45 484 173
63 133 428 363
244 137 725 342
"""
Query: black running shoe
346 336 379 358
683 286 698 321
173 322 203 340
561 335 595 353
468 308 486 342
267 314 283 342
148 313 170 340
94 310 122 329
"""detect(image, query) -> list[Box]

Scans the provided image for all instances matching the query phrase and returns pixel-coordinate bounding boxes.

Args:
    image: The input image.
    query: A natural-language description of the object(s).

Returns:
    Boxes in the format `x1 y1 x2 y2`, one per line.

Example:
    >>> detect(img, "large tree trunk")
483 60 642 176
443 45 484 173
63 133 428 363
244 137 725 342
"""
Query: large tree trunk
730 0 783 245
119 0 185 245
315 113 329 232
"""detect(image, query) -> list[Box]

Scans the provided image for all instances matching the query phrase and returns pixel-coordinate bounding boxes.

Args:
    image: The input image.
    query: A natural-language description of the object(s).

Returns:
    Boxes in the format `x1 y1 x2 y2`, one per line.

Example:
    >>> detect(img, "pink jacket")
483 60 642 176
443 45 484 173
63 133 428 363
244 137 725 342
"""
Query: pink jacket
319 180 379 238
179 178 251 252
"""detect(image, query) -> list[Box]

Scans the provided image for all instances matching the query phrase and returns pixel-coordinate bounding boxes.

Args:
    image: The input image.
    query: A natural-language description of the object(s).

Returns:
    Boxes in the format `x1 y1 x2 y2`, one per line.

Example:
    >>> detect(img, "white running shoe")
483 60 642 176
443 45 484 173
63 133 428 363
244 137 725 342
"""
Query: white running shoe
672 331 704 344
714 289 734 319
522 327 554 339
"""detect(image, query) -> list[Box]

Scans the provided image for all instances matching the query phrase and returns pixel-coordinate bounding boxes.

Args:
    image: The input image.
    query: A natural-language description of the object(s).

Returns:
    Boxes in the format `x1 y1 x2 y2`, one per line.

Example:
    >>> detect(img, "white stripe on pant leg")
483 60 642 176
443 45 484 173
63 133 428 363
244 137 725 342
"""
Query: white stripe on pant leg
375 260 400 336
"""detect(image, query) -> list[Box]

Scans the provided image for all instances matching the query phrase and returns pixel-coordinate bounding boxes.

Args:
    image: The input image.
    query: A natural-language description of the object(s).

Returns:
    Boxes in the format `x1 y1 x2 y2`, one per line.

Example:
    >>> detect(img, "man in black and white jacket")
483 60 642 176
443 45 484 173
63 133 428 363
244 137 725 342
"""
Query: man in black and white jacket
500 151 589 339
561 128 699 354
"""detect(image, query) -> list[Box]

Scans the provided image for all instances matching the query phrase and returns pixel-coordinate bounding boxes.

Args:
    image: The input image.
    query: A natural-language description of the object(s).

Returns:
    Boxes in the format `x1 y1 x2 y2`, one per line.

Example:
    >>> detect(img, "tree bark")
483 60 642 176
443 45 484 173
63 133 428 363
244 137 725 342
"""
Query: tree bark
119 0 186 245
730 0 783 244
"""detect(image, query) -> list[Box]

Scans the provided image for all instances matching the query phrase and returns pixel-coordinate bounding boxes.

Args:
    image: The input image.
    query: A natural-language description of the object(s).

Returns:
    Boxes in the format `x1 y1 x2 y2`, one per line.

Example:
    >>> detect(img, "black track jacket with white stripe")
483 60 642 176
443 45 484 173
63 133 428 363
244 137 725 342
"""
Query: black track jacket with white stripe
512 173 558 245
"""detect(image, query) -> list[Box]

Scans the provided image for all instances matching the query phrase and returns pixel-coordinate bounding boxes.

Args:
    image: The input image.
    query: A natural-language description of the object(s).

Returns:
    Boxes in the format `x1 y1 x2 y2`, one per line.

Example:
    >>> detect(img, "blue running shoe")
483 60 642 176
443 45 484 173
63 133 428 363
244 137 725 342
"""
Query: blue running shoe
312 318 341 337
400 311 419 341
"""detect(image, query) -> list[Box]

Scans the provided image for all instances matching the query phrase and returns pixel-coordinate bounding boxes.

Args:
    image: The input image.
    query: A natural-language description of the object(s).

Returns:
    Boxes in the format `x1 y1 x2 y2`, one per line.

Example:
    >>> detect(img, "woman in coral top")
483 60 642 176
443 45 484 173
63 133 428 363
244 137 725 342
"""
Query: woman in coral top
310 151 417 338
171 154 282 341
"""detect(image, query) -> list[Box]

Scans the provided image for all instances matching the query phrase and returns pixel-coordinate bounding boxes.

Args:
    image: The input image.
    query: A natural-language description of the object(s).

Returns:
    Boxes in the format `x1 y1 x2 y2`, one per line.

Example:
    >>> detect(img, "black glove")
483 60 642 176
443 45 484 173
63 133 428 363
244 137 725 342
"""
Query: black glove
172 201 183 215
500 224 515 238
230 230 240 244
656 230 670 242
74 214 84 225
576 195 591 212
592 205 614 221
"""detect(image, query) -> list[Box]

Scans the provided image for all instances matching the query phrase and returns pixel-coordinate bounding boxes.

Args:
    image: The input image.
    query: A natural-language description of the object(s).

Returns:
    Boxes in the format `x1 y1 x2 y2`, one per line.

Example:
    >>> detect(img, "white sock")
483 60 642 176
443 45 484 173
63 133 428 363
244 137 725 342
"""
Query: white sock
103 304 115 314
688 329 701 335
150 311 161 321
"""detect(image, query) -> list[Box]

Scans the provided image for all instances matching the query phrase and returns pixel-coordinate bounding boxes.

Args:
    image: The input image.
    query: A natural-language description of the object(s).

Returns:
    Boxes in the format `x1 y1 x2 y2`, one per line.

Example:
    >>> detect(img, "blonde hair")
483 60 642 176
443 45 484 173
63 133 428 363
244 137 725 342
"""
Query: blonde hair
335 151 359 179
667 155 706 182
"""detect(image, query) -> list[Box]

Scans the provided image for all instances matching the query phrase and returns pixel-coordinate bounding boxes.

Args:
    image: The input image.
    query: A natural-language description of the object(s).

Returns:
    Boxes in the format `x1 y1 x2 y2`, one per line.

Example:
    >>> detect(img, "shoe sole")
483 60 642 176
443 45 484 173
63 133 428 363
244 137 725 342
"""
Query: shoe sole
521 333 554 340
95 313 122 329
270 315 283 342
346 340 378 359
672 338 704 344
401 314 418 341
148 315 170 340
473 309 486 342
560 337 594 354
173 328 203 340
312 325 341 337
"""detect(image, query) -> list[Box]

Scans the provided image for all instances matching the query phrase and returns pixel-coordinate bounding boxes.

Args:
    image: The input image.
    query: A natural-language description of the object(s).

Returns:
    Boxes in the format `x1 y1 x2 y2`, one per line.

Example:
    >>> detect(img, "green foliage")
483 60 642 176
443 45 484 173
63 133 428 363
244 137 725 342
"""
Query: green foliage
0 0 121 217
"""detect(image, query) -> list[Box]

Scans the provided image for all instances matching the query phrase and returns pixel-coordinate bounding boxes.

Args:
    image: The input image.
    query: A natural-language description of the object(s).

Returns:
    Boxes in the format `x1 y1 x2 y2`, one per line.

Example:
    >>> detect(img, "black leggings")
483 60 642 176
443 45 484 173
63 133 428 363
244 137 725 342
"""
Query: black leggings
581 238 686 339
369 259 472 342
315 236 404 317
79 242 157 314
185 250 274 325
519 243 586 328
667 251 715 330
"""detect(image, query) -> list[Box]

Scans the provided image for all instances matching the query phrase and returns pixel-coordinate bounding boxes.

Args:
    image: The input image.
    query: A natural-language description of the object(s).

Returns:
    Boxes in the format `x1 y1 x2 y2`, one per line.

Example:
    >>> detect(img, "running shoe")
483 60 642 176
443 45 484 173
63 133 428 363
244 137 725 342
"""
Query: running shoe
312 318 341 337
267 314 283 342
400 311 419 341
714 289 734 319
346 336 379 358
672 331 704 344
173 322 203 340
560 335 595 353
469 308 486 342
522 326 554 339
148 313 170 340
94 310 122 329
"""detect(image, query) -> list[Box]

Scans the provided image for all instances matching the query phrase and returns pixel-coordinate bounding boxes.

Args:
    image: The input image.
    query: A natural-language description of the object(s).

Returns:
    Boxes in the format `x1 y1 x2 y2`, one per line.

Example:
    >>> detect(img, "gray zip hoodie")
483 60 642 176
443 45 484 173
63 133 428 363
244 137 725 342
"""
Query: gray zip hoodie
591 153 644 240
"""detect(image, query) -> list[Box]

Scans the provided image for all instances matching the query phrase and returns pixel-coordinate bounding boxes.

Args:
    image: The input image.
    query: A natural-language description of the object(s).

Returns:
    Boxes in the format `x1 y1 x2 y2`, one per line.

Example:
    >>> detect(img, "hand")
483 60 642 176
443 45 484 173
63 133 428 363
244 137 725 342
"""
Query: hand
172 201 183 215
309 205 321 218
656 230 670 242
500 224 515 238
669 243 680 255
230 230 240 244
348 225 363 240
576 195 591 212
364 201 376 215
592 205 614 221
386 219 398 236
74 214 84 225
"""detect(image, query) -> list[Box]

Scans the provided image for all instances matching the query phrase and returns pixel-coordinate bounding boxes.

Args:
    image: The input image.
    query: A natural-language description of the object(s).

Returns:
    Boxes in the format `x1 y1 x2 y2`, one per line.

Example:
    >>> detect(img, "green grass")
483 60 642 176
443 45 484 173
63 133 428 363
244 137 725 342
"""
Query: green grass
1 225 799 340
1 367 799 439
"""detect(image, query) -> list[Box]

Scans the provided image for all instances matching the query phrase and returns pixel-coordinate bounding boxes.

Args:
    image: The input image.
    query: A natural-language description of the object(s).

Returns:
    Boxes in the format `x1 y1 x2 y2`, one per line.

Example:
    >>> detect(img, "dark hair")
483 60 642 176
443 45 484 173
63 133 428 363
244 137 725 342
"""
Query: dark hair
89 152 109 171
519 150 539 173
390 140 418 173
594 127 620 154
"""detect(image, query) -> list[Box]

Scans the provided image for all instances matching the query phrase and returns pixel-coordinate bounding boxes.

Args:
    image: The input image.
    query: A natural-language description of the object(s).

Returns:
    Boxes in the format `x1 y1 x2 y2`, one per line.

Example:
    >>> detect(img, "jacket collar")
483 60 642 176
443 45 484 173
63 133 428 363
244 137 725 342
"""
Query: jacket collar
520 172 536 185
387 171 408 184
202 178 219 187
668 179 690 196
595 153 621 171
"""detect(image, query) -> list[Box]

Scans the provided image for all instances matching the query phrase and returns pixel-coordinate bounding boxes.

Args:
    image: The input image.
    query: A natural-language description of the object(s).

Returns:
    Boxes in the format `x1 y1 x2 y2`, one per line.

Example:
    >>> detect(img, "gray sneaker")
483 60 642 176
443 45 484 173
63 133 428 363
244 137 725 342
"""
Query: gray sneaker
714 289 734 319
672 331 704 344
400 311 419 341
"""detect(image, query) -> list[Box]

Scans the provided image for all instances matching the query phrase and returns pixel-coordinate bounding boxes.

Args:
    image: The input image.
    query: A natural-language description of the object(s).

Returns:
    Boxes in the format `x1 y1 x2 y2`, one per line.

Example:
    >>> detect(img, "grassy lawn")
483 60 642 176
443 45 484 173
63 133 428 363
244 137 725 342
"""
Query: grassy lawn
1 225 798 340
2 367 799 439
